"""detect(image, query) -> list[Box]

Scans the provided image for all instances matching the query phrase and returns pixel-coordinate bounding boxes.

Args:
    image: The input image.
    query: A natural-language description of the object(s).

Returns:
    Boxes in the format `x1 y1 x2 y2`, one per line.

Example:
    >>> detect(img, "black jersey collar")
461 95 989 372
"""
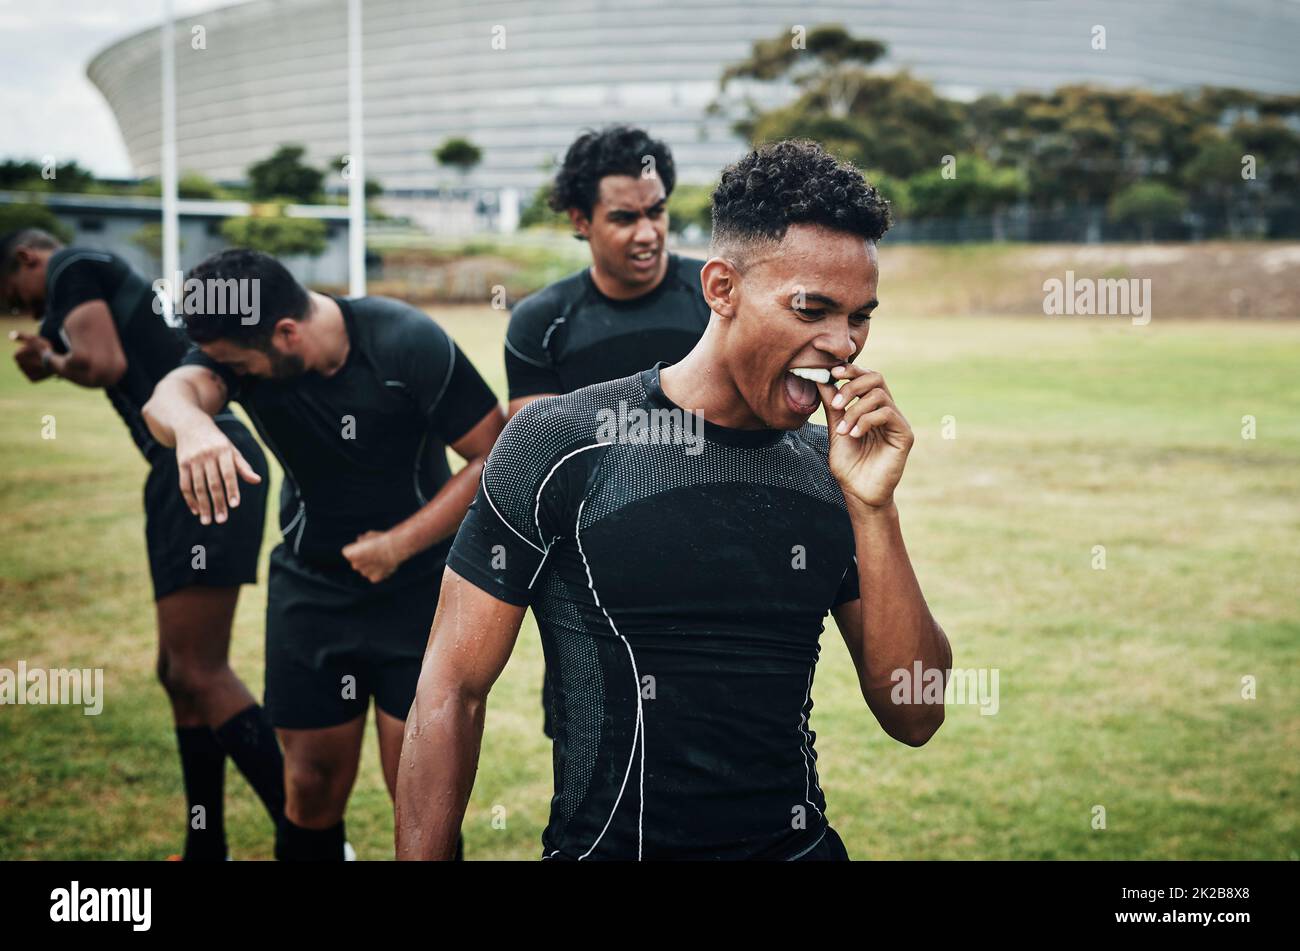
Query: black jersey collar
642 362 785 448
584 253 677 310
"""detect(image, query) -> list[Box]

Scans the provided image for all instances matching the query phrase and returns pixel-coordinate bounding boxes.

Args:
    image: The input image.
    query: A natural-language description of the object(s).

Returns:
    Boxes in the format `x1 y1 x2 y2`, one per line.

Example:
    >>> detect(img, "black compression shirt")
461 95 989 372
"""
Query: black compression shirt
183 296 499 587
39 248 186 462
447 364 862 860
504 253 711 400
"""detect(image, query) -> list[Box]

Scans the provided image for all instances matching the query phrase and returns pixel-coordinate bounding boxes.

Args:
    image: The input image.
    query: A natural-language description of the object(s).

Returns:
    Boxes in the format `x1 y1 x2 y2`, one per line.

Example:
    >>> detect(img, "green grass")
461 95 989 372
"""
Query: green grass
1 306 1297 860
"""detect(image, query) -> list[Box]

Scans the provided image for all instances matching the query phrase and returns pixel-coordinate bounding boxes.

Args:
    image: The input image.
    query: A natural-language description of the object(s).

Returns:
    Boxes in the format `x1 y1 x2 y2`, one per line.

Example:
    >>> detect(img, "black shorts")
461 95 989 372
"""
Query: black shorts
790 825 850 861
264 544 440 730
144 414 268 602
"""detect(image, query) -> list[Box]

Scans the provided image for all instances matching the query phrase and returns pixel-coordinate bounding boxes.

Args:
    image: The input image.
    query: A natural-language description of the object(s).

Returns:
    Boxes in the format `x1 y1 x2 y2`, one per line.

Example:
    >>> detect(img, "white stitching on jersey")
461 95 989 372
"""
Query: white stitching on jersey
574 496 645 861
798 665 825 824
479 465 545 554
530 442 604 571
539 315 566 351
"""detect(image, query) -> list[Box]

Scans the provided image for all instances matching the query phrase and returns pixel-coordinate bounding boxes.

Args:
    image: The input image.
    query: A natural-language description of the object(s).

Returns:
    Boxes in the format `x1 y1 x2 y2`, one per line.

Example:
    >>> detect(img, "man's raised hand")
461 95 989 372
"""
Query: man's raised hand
816 364 914 510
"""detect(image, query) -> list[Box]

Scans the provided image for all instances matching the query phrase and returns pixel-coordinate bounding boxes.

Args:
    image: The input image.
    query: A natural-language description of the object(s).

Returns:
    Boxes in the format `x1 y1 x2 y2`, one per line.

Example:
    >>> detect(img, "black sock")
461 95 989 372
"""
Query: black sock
176 726 227 861
214 704 285 826
276 817 346 861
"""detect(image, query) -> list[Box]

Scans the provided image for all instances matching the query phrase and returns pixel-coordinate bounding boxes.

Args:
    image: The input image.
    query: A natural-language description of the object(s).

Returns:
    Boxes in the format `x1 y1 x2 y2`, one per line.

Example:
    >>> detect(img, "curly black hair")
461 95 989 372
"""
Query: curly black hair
549 125 677 222
710 140 891 260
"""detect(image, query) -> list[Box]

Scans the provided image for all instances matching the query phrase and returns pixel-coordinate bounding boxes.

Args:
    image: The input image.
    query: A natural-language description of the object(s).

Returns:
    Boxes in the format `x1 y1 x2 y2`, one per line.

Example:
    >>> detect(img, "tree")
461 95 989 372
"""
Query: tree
0 203 73 242
434 138 483 175
906 155 1024 220
246 145 325 203
721 25 887 119
1108 182 1187 241
220 214 327 257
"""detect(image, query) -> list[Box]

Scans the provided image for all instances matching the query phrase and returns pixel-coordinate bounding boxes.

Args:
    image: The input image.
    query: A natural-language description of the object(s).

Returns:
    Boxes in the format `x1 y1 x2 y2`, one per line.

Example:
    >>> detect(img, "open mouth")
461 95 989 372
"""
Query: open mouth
629 248 659 268
783 367 831 416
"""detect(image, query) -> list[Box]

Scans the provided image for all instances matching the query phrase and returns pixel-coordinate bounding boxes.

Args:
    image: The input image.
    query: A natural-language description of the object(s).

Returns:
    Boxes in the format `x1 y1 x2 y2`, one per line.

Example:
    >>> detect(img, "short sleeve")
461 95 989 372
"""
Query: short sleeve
40 256 110 352
180 345 243 401
446 399 593 605
386 309 499 444
504 292 564 399
833 554 860 607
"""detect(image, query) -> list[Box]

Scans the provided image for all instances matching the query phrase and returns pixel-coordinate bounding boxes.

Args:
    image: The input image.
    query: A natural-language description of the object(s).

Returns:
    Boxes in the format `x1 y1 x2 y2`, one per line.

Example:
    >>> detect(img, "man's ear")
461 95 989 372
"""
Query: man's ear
701 258 740 319
273 316 299 346
568 207 590 240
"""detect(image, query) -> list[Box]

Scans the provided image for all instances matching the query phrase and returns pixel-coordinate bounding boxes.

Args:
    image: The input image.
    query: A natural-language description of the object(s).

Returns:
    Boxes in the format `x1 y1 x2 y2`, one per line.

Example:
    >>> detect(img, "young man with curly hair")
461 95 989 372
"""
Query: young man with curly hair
507 125 712 737
396 140 953 861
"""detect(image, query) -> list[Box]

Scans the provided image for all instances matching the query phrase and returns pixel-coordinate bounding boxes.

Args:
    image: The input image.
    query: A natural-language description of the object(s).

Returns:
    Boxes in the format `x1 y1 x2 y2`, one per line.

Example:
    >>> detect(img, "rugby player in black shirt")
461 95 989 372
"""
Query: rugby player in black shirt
143 250 505 860
396 140 952 861
507 126 711 736
3 230 282 861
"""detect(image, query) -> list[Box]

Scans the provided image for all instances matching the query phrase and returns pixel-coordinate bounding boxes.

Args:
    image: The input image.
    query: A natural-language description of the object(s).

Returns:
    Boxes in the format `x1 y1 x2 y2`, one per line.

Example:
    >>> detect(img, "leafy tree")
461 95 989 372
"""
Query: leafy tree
220 214 327 256
1108 182 1187 240
906 155 1024 219
434 138 483 174
721 25 886 119
0 203 73 242
246 145 325 203
666 183 714 234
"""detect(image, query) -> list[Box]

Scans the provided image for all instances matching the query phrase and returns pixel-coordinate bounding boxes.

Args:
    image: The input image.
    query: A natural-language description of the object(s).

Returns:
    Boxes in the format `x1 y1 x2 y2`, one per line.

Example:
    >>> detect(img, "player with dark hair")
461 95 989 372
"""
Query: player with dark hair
396 140 953 860
143 249 505 860
2 229 282 861
508 125 712 736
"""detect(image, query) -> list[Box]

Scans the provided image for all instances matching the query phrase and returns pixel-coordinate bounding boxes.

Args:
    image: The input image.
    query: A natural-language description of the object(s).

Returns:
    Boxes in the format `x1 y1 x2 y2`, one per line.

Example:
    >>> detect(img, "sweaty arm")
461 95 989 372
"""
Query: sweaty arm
832 504 952 747
395 396 585 857
142 363 261 525
395 567 526 859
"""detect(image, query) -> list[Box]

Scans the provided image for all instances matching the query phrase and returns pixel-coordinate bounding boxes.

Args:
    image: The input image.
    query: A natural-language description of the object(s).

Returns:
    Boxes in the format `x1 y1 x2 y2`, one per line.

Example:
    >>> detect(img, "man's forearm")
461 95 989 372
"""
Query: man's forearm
47 351 120 389
142 377 218 449
387 456 487 563
395 681 487 860
849 500 952 735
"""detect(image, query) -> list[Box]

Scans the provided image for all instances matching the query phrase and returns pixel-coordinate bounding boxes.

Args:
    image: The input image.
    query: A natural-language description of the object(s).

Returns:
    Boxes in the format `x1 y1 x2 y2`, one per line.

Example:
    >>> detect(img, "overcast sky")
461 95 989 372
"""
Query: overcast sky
0 0 252 177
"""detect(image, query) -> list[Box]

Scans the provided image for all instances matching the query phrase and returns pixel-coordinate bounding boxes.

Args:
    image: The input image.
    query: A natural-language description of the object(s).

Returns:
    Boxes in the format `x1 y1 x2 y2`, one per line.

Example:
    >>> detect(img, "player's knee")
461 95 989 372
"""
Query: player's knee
285 757 347 814
157 653 218 703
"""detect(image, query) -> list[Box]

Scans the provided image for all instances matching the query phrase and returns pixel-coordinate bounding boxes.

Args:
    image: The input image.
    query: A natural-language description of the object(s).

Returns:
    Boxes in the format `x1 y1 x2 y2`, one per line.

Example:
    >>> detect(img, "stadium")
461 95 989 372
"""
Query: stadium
87 0 1300 192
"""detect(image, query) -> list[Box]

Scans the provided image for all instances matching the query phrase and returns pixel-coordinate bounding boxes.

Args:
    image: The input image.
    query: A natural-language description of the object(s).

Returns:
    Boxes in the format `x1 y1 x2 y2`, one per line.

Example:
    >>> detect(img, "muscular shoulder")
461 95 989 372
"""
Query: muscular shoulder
482 372 646 524
348 295 452 370
505 270 588 353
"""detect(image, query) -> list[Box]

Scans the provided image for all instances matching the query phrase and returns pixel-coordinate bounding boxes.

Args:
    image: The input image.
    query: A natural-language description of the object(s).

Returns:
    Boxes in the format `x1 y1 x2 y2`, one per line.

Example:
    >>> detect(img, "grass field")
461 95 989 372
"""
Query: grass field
1 298 1297 860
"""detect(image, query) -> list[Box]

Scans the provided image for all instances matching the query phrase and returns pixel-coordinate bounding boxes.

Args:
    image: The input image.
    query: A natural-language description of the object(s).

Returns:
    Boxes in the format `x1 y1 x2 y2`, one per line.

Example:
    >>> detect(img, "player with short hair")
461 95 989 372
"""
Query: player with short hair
3 229 282 861
395 140 953 861
143 249 505 860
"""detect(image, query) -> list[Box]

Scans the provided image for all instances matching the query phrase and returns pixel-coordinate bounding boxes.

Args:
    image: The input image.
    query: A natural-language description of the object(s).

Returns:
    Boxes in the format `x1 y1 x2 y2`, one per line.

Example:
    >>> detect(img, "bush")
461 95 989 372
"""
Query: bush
219 214 327 257
0 203 73 242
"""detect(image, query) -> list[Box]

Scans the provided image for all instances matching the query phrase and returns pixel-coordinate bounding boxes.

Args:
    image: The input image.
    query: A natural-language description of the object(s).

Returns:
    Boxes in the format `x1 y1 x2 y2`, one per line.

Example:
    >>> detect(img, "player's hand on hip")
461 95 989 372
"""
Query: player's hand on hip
10 331 54 381
816 364 914 510
342 530 402 584
174 422 262 525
